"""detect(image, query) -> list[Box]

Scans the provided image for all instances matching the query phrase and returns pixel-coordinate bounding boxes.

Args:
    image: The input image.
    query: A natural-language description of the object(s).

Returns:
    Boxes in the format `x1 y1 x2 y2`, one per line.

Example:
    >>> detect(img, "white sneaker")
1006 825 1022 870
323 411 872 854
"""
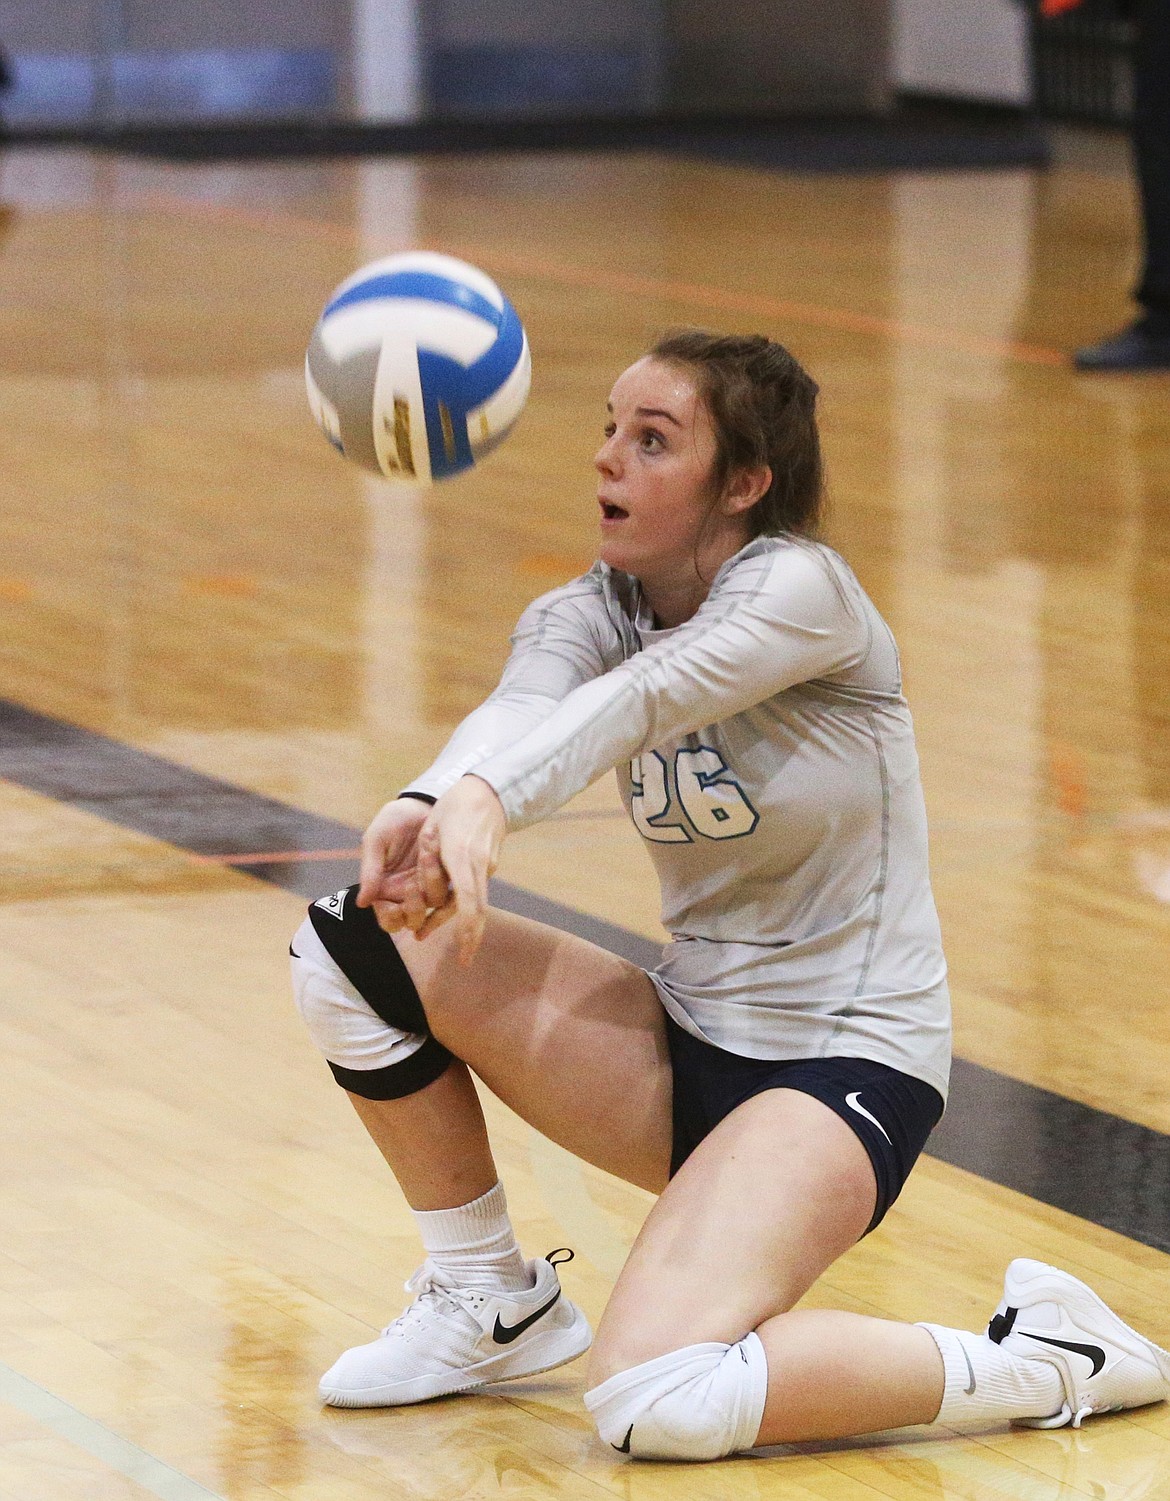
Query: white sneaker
320 1251 592 1408
988 1258 1170 1429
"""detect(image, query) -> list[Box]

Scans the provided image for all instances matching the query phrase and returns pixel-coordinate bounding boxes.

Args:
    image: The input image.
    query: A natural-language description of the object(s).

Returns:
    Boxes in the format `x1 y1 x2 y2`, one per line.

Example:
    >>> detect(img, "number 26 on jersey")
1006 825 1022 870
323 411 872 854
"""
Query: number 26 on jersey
630 748 759 843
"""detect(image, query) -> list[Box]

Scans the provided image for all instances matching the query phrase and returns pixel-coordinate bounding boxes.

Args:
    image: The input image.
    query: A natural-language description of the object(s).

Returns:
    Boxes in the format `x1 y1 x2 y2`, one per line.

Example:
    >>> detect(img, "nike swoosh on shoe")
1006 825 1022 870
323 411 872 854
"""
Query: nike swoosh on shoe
492 1289 561 1344
1017 1331 1107 1377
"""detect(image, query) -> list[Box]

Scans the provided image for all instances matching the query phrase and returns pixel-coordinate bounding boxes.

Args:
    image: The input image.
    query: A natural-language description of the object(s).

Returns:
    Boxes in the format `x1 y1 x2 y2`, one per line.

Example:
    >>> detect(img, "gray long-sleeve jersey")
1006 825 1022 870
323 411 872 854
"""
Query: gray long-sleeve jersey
403 536 951 1100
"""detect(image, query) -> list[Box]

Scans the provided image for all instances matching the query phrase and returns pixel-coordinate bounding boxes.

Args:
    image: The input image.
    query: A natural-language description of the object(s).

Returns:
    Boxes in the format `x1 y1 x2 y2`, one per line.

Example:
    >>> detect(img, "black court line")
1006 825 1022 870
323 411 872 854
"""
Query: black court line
2 697 1167 1254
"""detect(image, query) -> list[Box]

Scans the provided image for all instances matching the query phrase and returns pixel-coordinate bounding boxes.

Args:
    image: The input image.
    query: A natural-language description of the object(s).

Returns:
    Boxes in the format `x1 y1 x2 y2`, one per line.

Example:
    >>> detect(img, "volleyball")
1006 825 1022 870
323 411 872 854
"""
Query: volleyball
305 251 531 487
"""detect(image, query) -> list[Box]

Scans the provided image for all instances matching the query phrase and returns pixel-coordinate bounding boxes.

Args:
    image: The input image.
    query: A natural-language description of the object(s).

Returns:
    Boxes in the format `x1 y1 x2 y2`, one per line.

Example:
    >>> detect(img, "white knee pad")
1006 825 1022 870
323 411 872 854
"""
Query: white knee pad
584 1334 768 1461
290 916 425 1071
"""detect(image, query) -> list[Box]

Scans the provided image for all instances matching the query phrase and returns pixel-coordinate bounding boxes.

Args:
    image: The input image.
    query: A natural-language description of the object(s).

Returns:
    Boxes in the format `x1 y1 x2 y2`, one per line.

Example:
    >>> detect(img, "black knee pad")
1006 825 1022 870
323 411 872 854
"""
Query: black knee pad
307 885 454 1100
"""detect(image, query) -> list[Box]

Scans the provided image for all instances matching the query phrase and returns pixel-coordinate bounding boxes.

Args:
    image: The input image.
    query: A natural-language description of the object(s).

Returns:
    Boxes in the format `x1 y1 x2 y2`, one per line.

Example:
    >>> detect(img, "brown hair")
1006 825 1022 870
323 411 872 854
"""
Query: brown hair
649 328 824 539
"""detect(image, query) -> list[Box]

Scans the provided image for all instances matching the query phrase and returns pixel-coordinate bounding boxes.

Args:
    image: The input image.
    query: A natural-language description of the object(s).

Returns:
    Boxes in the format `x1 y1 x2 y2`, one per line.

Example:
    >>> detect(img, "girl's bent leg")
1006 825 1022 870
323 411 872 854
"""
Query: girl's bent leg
347 1060 498 1211
584 1087 1085 1456
296 895 671 1409
589 1087 879 1380
585 1087 949 1451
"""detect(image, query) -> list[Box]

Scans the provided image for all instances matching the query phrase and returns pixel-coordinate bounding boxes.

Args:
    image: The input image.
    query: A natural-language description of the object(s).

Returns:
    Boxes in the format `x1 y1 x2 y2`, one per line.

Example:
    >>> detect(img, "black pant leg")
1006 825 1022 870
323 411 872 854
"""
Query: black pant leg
1133 0 1170 322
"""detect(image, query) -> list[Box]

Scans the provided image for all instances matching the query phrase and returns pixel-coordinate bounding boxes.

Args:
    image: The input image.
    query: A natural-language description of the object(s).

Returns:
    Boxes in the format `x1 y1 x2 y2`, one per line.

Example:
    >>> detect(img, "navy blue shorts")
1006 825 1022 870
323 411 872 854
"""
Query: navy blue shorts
664 1013 945 1232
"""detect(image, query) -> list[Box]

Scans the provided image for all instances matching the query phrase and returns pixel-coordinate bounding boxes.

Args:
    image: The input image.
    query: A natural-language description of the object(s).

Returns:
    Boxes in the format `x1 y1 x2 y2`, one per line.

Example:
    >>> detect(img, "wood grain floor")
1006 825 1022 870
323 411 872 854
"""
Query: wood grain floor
1 132 1169 1499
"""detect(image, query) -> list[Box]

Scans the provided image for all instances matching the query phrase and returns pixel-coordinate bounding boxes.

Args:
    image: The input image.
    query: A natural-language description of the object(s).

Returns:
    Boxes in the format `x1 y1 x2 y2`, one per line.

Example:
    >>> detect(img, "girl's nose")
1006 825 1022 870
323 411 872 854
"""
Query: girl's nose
594 434 620 476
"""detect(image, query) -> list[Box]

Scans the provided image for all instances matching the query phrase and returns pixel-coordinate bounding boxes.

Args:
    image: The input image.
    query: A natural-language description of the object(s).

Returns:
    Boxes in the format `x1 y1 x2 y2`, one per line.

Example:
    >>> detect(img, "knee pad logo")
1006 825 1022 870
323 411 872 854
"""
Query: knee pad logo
313 889 348 920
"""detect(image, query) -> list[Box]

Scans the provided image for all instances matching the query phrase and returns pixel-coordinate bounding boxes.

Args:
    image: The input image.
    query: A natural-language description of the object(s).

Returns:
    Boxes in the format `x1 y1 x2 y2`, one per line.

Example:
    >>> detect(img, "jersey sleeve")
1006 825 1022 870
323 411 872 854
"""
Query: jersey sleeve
473 545 871 828
400 580 613 801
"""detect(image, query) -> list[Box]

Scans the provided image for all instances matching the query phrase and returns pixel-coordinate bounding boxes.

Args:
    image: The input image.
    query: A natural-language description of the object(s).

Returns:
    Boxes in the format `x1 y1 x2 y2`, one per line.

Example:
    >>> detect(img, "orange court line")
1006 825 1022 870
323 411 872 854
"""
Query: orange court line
453 243 1068 368
188 846 361 867
132 191 1068 370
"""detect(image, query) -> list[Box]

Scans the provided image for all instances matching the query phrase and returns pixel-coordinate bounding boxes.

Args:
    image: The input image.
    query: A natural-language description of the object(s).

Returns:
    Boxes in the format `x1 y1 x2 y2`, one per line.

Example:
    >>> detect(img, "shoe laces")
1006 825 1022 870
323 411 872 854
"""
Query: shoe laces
1029 1400 1094 1429
380 1260 481 1339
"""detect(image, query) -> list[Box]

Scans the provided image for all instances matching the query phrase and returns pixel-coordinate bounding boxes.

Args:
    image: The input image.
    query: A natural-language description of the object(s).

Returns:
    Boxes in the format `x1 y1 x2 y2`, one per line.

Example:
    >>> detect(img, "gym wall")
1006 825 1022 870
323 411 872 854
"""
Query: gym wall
0 0 890 130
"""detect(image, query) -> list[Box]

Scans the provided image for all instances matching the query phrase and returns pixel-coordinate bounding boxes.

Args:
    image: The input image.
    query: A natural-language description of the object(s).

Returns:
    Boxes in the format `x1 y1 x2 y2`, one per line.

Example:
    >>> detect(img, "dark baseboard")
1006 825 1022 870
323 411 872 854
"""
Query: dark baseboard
0 98 1052 173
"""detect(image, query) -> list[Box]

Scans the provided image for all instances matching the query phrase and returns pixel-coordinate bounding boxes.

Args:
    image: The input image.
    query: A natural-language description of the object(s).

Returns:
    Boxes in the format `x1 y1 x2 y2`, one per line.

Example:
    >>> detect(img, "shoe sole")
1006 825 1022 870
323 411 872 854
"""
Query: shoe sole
1001 1260 1170 1386
320 1307 593 1408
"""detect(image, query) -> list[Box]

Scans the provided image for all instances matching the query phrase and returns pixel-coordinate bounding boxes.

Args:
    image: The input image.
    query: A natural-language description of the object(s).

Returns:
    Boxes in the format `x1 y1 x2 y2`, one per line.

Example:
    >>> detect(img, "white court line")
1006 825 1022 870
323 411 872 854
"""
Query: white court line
0 1363 225 1501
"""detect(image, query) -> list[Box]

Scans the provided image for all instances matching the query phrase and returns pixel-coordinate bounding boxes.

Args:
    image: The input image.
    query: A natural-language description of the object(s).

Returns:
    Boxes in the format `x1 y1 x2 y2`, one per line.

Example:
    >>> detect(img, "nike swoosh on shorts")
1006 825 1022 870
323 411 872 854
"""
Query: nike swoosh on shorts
845 1091 892 1144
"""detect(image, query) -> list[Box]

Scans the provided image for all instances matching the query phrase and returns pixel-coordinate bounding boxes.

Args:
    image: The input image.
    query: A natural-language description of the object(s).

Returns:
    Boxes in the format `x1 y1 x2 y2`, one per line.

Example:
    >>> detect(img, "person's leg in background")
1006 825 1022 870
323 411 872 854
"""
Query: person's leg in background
1077 0 1170 368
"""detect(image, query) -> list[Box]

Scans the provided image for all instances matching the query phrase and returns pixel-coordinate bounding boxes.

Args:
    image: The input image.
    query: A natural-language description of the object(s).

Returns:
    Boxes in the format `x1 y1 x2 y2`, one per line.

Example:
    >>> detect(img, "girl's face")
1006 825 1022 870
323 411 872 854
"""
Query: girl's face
594 357 728 581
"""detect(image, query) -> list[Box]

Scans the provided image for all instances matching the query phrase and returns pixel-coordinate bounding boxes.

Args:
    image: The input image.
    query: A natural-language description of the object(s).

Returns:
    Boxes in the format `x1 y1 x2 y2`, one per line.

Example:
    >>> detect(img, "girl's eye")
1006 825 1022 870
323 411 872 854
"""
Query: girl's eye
641 429 664 451
603 422 616 438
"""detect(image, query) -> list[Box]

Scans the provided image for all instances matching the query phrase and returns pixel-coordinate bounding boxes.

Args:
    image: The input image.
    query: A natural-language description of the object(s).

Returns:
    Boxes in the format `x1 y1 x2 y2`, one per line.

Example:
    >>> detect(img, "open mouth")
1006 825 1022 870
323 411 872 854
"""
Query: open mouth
599 501 628 521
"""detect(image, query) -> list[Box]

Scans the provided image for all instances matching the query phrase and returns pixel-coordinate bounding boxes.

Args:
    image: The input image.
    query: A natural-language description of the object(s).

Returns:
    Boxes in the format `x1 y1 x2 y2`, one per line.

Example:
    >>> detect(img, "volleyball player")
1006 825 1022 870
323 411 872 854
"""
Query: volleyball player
290 330 1169 1458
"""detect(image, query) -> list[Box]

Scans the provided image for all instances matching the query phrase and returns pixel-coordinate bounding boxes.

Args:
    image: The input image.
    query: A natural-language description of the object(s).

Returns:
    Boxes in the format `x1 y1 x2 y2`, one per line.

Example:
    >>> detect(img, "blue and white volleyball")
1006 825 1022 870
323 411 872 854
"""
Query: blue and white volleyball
305 251 530 486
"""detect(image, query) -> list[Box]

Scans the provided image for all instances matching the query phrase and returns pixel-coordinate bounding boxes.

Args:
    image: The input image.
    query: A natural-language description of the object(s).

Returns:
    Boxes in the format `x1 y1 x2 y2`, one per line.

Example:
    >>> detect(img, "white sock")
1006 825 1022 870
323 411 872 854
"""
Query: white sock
919 1324 1065 1426
411 1182 534 1293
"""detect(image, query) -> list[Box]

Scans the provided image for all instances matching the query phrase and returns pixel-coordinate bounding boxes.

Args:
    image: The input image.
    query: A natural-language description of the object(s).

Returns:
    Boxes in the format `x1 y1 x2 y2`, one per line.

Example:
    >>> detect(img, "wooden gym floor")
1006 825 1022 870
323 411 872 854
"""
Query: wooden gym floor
1 128 1169 1499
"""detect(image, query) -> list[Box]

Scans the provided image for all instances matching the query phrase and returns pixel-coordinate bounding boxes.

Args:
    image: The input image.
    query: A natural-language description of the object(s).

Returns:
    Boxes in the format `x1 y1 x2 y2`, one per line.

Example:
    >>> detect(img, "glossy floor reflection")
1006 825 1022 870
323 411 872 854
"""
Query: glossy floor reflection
0 135 1168 1498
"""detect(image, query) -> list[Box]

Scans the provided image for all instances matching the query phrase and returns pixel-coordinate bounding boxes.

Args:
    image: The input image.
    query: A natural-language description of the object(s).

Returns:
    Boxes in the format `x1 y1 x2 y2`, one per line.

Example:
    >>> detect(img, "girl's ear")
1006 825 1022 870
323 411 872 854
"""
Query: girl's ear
722 465 771 516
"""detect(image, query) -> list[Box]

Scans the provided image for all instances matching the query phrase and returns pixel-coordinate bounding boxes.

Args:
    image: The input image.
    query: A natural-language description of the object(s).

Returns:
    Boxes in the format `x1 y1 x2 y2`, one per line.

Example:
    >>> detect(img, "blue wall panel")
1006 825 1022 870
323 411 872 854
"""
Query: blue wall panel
430 45 645 116
2 48 336 127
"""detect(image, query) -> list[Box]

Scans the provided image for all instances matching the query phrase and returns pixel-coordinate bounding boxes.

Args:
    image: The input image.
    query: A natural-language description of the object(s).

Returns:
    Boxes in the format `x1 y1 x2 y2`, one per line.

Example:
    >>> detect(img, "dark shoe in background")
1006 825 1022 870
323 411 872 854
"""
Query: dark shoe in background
1074 317 1170 371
